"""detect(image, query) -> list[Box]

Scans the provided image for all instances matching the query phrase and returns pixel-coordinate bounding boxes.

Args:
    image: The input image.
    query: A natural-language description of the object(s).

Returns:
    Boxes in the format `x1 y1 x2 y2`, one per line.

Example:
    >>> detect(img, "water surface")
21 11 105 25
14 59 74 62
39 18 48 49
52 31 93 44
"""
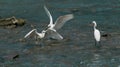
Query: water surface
0 0 120 67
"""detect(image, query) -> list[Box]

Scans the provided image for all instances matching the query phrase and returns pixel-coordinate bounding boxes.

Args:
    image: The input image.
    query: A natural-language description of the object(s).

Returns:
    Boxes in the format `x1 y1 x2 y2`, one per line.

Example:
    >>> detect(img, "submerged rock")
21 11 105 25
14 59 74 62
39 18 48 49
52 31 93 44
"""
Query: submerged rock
101 33 111 38
0 16 26 28
3 52 19 60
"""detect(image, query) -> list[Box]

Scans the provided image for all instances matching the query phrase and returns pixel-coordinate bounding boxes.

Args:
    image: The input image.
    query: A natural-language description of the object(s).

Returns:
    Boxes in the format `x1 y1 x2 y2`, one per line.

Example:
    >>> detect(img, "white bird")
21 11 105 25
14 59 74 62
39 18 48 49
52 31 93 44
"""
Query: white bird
92 21 101 47
44 6 74 40
24 29 46 39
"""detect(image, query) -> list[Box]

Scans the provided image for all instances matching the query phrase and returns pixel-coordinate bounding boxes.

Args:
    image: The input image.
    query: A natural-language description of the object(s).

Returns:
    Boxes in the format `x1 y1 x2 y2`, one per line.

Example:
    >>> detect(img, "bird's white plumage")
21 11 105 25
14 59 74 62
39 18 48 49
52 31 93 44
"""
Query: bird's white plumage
46 29 63 40
92 21 101 42
93 21 97 27
24 29 46 39
24 6 73 41
54 14 74 30
35 30 46 39
94 29 100 42
44 6 53 27
44 6 74 40
24 29 36 38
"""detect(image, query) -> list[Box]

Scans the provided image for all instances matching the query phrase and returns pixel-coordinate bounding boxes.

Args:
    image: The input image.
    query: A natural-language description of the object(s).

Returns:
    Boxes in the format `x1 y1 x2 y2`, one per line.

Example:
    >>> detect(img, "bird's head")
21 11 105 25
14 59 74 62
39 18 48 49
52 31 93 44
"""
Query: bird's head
92 21 97 27
42 30 46 33
47 24 54 29
45 23 54 30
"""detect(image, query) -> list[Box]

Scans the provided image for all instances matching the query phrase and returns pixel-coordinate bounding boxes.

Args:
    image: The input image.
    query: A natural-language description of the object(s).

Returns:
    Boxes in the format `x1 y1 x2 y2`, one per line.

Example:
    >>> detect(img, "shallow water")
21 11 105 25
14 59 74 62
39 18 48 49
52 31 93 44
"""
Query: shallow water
0 0 120 67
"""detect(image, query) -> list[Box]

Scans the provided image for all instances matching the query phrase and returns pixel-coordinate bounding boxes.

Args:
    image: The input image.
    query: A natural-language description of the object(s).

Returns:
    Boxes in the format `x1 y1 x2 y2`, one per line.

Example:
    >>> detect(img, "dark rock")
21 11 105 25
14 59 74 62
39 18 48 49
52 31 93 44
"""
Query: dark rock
101 33 111 37
3 53 19 60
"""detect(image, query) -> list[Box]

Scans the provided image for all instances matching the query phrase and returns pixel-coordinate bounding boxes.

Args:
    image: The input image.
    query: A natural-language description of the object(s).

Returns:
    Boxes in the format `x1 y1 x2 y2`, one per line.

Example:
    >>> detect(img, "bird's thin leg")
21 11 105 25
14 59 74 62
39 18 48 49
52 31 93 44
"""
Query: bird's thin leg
34 35 39 44
39 39 45 48
95 41 102 48
98 41 102 48
94 40 97 47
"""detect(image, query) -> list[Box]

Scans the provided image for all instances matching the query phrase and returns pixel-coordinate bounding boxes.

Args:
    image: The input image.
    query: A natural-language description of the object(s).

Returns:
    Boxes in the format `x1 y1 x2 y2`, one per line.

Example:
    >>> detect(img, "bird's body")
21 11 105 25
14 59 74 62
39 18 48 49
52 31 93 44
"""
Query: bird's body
24 6 74 42
35 30 46 39
94 28 100 42
44 6 74 40
92 21 101 47
24 29 46 39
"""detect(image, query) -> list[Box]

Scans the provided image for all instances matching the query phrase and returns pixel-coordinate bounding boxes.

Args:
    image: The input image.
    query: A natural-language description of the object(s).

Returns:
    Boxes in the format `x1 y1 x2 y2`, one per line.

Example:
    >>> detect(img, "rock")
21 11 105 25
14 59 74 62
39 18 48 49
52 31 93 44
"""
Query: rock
101 33 111 38
3 52 19 60
0 16 26 28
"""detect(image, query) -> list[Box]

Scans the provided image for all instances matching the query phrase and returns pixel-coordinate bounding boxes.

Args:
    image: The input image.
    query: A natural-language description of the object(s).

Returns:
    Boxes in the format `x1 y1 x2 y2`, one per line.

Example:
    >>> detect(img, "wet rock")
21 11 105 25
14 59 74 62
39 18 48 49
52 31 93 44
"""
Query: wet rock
3 53 19 60
0 16 26 28
12 54 19 60
101 33 111 38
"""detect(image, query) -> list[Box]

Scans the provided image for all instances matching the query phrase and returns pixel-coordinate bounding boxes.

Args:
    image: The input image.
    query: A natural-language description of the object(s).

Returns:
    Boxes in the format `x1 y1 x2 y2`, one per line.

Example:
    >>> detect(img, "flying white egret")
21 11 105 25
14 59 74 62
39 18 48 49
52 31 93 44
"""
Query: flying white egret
92 21 101 47
24 29 46 39
44 6 74 40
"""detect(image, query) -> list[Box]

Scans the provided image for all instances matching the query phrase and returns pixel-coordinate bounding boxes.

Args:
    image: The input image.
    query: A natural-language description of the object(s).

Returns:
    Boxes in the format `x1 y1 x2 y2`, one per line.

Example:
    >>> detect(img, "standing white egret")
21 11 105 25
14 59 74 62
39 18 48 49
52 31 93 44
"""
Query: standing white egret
44 6 74 40
92 21 101 47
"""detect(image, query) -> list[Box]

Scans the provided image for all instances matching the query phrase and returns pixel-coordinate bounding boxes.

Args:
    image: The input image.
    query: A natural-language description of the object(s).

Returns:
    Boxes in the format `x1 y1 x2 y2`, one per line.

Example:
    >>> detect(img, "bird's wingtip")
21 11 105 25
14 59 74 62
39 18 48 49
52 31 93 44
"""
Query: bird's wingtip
33 29 37 31
71 14 74 19
24 35 27 38
68 14 74 18
44 5 46 8
44 5 48 10
65 14 74 20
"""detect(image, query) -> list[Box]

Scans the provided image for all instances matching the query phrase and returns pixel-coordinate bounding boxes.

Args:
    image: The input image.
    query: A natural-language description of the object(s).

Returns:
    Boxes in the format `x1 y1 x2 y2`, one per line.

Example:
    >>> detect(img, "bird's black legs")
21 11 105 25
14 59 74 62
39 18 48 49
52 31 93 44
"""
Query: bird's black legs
39 39 45 48
34 35 39 44
95 40 102 48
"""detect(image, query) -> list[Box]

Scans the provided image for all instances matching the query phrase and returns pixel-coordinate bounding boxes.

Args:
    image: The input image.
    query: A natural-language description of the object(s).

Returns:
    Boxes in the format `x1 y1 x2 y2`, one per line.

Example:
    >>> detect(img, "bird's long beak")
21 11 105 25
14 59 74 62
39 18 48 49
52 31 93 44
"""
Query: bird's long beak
89 23 94 26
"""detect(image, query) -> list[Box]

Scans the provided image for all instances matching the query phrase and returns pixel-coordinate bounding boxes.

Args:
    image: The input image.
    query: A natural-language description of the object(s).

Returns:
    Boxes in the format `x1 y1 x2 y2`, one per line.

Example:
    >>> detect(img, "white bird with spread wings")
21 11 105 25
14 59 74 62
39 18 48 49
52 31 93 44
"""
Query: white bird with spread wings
24 29 46 39
44 6 74 40
24 6 74 41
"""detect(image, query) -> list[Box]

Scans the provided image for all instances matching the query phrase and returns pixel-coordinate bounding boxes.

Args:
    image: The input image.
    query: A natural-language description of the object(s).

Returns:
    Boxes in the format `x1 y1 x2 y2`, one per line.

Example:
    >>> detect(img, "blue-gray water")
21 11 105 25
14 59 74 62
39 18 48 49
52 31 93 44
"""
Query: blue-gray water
0 0 120 67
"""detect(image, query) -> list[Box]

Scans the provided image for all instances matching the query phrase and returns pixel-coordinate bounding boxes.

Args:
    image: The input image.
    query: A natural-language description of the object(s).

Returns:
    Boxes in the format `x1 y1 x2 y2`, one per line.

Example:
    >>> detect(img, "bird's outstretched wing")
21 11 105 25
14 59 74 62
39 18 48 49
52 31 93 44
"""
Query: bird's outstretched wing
54 14 74 30
44 6 53 27
46 30 63 40
24 29 37 38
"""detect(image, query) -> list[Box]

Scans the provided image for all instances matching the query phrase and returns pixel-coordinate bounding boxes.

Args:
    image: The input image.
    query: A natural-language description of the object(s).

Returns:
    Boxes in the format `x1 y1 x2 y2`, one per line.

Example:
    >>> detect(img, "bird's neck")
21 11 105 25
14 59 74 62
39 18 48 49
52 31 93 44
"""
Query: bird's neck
48 24 56 31
94 26 96 30
48 23 54 28
41 33 46 38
